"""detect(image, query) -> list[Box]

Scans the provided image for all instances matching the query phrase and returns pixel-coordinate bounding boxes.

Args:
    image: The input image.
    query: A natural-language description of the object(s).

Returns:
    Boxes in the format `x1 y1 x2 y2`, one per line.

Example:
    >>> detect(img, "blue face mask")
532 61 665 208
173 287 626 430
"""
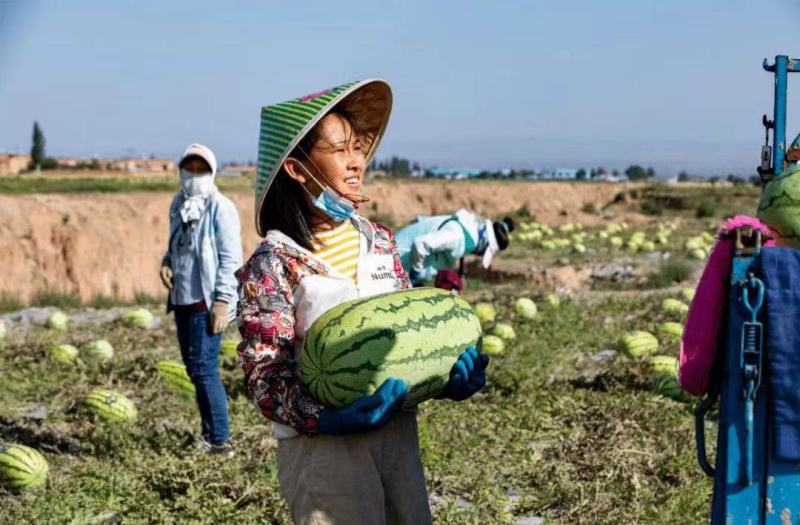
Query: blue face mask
310 185 356 222
297 161 356 222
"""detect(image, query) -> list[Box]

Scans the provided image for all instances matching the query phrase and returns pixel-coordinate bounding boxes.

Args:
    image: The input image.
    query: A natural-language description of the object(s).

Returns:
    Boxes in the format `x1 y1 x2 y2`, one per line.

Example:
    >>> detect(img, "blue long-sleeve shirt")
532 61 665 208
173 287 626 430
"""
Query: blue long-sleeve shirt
163 191 243 320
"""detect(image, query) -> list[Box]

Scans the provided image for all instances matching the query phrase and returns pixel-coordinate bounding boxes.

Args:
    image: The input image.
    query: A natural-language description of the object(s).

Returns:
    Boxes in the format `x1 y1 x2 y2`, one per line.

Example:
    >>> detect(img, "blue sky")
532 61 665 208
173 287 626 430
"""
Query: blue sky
1 0 799 175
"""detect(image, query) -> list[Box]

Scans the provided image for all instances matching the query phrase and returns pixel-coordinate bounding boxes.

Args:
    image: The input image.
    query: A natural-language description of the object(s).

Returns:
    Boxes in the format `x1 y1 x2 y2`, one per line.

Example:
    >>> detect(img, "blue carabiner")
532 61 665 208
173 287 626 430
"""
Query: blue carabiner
742 275 765 322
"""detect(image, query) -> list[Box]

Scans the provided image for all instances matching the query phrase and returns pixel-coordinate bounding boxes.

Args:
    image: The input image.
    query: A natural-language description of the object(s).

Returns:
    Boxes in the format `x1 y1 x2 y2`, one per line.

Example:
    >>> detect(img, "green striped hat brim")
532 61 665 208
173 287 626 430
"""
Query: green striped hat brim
255 79 392 236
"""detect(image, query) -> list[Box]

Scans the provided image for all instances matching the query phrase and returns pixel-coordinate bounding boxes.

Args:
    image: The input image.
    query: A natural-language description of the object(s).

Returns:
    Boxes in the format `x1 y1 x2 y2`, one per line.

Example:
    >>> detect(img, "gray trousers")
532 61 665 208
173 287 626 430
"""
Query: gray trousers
276 410 432 525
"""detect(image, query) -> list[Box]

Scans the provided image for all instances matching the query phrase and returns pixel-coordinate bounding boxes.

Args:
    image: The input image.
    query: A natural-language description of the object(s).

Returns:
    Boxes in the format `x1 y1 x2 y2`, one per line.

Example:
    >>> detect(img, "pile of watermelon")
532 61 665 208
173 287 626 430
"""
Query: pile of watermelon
615 288 694 402
509 219 685 257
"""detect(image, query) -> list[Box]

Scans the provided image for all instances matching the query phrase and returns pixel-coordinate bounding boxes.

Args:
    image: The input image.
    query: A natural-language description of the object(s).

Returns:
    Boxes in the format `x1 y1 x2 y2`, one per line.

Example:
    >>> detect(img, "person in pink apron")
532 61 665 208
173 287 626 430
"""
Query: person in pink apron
235 80 489 524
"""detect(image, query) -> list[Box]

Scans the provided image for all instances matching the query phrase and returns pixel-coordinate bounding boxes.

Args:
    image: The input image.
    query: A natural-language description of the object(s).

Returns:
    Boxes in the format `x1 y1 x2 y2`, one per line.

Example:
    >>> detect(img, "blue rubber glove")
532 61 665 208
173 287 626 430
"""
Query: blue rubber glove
318 377 408 435
441 345 489 401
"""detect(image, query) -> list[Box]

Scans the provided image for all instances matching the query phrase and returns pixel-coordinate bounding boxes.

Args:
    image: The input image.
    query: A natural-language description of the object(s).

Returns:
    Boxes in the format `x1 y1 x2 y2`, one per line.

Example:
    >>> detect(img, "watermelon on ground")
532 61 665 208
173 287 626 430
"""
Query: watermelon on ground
491 323 516 341
83 339 114 362
514 298 538 320
300 288 482 408
122 308 155 329
47 311 69 330
651 373 688 402
474 302 497 324
657 322 684 342
618 331 659 358
156 360 196 397
546 294 561 308
0 444 48 491
83 389 138 422
662 298 689 316
220 338 240 368
50 344 79 365
649 355 678 375
481 335 505 356
690 248 707 260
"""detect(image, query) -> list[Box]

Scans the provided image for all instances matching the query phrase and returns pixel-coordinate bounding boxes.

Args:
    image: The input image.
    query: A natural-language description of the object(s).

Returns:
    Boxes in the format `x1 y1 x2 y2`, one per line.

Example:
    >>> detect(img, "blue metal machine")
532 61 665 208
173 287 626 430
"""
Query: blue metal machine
695 55 800 524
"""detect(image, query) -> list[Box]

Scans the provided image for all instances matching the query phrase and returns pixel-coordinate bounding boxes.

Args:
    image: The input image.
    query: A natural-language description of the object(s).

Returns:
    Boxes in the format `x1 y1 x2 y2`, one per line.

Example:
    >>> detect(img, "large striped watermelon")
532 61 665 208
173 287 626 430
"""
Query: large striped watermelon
300 288 482 408
156 360 196 397
0 444 48 491
83 389 138 422
758 165 800 247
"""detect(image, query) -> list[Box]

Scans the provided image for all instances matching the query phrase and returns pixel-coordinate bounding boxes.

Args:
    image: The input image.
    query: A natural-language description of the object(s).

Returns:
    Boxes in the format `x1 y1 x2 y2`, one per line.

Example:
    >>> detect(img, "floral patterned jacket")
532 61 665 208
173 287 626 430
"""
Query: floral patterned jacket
235 218 410 436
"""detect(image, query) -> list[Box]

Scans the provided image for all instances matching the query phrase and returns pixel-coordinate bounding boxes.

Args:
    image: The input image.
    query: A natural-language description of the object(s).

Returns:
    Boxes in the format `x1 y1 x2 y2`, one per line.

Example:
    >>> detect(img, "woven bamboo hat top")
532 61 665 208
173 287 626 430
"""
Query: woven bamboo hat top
255 79 392 236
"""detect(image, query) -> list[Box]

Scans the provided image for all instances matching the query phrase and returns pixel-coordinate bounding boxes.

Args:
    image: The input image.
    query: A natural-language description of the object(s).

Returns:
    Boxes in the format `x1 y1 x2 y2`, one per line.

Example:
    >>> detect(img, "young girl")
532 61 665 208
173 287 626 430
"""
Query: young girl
236 79 489 524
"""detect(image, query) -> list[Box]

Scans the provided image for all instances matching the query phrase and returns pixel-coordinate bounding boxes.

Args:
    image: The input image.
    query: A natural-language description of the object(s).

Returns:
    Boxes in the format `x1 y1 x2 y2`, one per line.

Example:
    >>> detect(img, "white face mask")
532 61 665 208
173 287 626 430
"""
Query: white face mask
180 169 215 197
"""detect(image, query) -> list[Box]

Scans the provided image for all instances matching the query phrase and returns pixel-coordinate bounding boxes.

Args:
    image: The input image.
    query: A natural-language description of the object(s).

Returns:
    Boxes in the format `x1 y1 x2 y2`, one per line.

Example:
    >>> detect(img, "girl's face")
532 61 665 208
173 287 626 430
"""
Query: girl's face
286 113 367 200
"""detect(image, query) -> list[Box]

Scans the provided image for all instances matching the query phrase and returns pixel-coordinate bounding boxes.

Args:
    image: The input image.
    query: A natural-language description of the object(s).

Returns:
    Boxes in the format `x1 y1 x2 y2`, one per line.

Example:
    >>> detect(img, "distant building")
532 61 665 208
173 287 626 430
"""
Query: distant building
536 168 574 180
57 158 79 169
219 164 256 177
591 171 627 182
110 158 175 173
553 168 579 180
427 167 481 180
0 153 31 175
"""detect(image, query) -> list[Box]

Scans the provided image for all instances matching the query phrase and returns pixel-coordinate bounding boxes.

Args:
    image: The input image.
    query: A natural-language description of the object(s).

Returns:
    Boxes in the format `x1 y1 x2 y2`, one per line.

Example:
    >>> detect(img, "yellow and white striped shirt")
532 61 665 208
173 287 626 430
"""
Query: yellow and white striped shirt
311 221 361 282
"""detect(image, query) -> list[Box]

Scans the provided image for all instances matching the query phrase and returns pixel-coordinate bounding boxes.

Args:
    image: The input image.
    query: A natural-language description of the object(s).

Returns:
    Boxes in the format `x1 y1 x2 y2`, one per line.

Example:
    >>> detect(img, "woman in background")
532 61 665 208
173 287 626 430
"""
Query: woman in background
159 143 242 455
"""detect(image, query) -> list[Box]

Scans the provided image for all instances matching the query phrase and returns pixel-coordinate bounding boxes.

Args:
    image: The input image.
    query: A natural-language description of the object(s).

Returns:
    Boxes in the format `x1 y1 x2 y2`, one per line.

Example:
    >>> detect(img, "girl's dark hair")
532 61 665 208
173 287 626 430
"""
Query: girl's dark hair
258 108 372 250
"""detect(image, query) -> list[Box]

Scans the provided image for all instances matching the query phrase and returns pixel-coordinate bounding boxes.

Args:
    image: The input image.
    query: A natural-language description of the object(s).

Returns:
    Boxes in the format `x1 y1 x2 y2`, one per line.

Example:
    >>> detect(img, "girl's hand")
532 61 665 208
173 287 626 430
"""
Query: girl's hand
441 345 489 401
318 378 408 435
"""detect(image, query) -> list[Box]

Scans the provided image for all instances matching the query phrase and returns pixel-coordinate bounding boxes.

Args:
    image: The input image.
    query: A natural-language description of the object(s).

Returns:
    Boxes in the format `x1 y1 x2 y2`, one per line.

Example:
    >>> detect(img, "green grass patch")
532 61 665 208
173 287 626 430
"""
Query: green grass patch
0 177 178 194
0 174 255 194
648 259 694 288
29 289 81 309
695 200 718 218
0 292 24 313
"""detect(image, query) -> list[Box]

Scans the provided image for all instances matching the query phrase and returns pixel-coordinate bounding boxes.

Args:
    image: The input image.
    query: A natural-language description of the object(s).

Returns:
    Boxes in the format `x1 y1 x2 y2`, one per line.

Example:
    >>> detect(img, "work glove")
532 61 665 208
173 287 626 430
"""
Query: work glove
440 345 489 401
318 377 408 435
159 264 173 290
210 300 229 334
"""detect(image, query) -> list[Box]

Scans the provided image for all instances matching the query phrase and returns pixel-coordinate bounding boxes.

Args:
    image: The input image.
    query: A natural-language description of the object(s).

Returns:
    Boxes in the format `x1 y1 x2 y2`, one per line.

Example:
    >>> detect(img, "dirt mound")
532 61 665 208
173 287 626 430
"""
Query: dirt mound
0 181 641 302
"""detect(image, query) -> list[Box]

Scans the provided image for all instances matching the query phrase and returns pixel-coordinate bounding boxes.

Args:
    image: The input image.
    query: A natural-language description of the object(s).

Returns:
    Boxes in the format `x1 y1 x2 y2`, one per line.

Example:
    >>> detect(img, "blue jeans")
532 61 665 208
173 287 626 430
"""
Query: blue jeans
174 305 229 445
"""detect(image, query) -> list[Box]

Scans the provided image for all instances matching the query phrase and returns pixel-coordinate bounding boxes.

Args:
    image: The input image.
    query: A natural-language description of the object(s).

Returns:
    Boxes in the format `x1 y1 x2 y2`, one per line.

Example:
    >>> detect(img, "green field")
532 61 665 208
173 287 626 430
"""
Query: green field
0 183 763 523
0 174 255 194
